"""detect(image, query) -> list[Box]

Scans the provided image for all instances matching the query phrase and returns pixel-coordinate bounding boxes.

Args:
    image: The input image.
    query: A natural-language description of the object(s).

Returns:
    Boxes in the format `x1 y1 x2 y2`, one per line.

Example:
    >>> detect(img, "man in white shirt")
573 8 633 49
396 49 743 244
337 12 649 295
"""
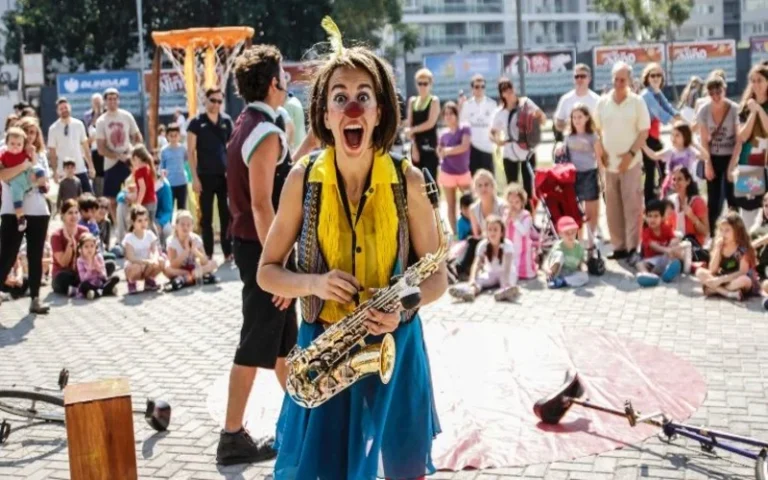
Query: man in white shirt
554 64 601 136
47 97 95 192
594 61 650 261
96 87 143 221
460 74 498 176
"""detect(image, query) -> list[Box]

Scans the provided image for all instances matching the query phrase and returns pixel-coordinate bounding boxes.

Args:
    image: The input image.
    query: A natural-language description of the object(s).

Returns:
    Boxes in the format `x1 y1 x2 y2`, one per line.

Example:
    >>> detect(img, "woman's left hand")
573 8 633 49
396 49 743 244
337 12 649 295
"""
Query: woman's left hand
364 308 400 335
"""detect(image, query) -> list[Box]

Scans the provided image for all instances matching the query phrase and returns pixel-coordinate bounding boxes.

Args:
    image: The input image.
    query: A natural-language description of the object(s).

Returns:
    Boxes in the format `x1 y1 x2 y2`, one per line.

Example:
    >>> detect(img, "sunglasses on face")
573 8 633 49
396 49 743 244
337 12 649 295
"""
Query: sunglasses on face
649 73 663 79
208 98 223 104
708 87 723 94
417 81 430 87
473 84 485 90
574 74 587 80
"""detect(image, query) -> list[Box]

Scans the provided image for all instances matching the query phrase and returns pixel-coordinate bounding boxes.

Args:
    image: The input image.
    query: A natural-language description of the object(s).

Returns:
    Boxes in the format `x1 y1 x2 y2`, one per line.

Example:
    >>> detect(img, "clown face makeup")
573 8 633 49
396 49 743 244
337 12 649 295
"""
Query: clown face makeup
325 67 380 158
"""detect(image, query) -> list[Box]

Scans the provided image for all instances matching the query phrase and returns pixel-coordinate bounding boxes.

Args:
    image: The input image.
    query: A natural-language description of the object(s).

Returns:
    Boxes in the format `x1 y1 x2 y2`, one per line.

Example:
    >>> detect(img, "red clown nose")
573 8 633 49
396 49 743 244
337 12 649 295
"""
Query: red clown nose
343 101 364 119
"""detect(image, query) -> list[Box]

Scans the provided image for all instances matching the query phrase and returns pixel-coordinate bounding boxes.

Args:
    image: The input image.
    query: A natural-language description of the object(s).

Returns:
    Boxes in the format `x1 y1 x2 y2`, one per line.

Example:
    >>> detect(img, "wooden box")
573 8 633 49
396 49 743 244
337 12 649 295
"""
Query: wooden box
64 378 137 480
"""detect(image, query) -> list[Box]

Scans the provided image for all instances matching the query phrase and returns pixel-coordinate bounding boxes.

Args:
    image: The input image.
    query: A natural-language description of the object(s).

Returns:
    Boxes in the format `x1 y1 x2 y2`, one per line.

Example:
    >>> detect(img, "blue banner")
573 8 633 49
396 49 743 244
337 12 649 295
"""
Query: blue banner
423 53 501 101
56 71 143 118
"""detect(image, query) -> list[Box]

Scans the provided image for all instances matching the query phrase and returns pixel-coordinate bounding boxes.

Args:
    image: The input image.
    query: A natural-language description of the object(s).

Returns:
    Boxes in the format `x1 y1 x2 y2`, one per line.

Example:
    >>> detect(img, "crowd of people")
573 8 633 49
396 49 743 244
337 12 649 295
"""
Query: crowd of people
395 59 768 308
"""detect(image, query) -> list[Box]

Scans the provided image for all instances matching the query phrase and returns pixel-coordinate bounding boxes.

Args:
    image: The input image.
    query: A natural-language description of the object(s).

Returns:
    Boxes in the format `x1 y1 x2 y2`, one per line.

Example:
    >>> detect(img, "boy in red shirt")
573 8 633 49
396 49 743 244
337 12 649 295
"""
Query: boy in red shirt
0 127 46 232
636 199 684 286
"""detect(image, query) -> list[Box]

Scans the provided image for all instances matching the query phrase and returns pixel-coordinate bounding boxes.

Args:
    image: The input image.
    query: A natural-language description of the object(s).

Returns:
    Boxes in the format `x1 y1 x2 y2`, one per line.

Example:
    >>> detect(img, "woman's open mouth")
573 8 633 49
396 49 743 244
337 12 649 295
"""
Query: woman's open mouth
343 124 364 150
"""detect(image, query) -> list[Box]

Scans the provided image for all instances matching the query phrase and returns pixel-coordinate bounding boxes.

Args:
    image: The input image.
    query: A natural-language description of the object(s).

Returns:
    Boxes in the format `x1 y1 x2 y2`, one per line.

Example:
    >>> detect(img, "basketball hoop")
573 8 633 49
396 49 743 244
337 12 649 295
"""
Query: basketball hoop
151 26 254 124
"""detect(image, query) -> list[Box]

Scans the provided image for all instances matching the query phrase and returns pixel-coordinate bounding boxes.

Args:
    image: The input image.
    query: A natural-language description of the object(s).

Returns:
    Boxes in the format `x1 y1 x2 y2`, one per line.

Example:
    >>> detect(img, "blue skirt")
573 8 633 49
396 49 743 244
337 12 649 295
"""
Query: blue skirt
273 313 441 480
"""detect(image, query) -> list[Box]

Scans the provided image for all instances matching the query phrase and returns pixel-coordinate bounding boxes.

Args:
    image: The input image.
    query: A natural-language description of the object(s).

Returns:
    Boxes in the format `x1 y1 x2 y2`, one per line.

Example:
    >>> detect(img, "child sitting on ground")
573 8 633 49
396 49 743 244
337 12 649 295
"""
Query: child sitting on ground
457 193 474 242
76 233 119 299
545 216 589 289
448 215 520 302
696 212 761 302
636 200 687 287
504 184 537 280
164 210 219 290
0 127 46 231
122 205 163 294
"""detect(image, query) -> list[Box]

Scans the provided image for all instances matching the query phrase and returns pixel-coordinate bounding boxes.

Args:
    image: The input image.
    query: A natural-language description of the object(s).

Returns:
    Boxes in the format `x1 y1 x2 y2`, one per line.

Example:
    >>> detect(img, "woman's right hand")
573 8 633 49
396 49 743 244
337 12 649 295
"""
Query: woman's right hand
310 269 361 303
705 161 715 181
727 167 735 183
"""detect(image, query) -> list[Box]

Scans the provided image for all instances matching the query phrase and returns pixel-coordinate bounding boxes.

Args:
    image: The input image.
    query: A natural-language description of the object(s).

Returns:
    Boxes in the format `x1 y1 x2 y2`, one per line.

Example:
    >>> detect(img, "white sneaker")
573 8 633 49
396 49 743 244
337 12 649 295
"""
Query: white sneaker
68 286 78 297
681 241 692 274
86 290 96 300
448 285 475 302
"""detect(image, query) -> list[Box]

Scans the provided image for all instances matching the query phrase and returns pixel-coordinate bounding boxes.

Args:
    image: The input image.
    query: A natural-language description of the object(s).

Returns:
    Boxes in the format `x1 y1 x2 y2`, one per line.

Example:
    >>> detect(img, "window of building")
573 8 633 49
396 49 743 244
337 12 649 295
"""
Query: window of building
606 20 619 31
481 22 503 35
446 22 467 36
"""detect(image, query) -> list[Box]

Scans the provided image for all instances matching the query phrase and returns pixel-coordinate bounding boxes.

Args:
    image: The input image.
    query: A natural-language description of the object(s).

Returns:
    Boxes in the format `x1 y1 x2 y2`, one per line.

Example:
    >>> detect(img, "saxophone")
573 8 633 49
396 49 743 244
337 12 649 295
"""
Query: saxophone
285 168 450 409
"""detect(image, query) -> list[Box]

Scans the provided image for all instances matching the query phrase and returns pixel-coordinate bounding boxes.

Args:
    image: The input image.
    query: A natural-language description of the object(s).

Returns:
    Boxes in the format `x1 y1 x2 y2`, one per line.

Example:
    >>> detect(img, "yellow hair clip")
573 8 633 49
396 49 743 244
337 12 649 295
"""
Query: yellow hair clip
321 16 344 58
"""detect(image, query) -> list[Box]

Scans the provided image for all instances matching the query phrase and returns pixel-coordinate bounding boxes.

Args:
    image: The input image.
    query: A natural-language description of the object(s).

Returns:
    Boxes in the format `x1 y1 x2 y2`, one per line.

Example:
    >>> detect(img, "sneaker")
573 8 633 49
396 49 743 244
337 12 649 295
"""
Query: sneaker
216 429 277 466
547 276 567 289
681 241 693 274
494 285 520 302
724 290 743 301
127 282 138 295
144 278 160 291
608 249 628 260
202 273 219 285
103 276 119 296
636 272 661 288
448 285 475 302
627 251 642 267
29 297 49 314
86 290 96 300
67 286 78 297
17 217 26 232
171 276 185 291
661 259 682 283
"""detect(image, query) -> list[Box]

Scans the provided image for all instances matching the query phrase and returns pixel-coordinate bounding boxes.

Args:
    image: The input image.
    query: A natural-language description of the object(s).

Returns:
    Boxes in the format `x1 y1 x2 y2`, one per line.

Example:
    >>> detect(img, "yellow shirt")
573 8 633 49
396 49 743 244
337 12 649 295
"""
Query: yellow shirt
594 91 651 173
305 148 406 323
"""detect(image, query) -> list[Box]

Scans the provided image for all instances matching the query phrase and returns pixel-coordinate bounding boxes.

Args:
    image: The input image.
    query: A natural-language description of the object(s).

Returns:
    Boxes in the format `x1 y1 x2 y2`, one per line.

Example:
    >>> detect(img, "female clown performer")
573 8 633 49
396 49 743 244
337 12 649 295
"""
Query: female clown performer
257 17 448 480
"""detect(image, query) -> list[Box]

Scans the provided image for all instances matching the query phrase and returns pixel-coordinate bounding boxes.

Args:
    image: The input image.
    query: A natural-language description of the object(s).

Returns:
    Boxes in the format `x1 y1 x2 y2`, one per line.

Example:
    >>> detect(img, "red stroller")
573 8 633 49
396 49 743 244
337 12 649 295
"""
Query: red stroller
529 162 606 275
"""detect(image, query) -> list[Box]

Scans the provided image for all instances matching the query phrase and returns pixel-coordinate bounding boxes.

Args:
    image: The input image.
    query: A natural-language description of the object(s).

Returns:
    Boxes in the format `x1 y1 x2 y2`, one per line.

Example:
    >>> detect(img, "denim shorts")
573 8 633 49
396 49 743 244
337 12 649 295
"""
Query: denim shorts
575 169 600 202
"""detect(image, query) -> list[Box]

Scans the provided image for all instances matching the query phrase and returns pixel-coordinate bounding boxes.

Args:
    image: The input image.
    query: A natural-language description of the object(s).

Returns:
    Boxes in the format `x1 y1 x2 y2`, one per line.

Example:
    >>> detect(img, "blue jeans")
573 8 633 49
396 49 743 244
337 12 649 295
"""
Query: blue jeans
10 166 45 208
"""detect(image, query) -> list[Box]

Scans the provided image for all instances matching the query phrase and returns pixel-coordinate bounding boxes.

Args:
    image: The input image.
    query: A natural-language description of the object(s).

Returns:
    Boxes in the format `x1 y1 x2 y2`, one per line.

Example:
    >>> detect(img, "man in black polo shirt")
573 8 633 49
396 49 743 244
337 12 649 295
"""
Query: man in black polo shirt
187 88 234 260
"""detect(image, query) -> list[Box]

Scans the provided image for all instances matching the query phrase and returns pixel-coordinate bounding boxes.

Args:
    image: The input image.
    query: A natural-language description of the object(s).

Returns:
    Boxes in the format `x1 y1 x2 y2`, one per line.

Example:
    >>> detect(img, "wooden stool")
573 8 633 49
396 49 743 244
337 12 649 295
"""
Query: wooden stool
64 378 137 480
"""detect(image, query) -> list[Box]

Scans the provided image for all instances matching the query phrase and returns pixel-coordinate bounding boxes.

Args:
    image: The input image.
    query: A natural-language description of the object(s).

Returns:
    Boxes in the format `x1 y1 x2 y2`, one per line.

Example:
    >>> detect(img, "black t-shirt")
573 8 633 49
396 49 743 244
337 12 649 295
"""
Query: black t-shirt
187 112 234 176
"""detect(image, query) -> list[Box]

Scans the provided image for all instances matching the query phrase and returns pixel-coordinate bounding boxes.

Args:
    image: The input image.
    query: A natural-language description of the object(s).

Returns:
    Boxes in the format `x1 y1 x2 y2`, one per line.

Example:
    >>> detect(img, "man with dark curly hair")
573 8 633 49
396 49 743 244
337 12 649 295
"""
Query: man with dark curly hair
216 43 296 466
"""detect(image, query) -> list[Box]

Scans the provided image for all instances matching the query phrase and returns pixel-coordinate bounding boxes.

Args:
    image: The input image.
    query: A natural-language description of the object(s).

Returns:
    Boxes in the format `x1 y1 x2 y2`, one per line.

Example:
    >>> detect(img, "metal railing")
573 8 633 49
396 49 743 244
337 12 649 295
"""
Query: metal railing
420 3 504 14
420 33 505 46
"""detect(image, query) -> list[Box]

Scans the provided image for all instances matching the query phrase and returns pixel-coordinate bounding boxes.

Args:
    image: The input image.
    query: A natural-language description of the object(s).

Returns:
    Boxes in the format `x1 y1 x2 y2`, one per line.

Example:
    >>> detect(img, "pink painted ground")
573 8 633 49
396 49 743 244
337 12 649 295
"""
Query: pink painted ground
207 323 706 471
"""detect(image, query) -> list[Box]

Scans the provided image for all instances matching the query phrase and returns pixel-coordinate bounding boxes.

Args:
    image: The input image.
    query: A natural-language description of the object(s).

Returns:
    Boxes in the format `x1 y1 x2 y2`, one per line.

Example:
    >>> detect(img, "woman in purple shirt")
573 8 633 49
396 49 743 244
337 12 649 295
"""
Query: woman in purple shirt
437 101 472 234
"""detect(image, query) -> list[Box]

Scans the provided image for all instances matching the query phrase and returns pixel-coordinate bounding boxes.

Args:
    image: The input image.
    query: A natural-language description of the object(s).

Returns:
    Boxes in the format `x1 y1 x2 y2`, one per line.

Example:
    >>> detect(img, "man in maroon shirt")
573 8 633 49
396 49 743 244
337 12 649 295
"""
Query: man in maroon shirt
216 44 296 466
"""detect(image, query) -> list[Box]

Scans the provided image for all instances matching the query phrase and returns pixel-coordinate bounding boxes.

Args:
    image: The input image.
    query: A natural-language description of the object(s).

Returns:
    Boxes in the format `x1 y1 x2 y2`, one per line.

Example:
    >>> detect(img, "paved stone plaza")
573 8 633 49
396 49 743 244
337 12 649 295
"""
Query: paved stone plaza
1 246 767 480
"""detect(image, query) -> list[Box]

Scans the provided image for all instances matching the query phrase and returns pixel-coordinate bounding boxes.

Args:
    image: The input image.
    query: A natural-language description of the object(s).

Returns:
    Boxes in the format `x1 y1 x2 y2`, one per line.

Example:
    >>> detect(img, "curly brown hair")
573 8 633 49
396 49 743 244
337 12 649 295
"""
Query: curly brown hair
233 45 282 103
308 47 400 153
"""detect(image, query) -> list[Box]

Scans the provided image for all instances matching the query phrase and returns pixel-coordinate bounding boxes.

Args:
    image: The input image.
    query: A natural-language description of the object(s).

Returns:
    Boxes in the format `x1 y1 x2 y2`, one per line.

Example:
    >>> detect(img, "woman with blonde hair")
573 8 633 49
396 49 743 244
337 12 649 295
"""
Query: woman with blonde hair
405 68 440 182
0 115 51 313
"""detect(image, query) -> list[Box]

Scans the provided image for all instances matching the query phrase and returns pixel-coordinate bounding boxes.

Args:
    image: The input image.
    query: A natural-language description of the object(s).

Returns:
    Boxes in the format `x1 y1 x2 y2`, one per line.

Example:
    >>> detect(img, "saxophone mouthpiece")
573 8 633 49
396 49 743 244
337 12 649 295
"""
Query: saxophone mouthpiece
421 168 440 208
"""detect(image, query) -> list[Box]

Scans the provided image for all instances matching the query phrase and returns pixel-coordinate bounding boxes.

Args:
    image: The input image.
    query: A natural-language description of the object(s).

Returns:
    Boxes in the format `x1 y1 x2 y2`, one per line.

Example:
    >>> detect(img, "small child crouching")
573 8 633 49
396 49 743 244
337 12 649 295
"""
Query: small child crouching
545 216 589 289
164 210 218 290
122 205 163 294
76 233 119 299
636 200 686 287
448 215 520 302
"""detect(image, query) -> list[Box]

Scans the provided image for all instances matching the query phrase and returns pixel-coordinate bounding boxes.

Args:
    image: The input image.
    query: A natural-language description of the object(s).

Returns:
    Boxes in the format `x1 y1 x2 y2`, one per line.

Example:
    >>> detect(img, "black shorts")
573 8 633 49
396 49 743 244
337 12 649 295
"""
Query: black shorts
575 169 600 202
232 237 298 369
103 161 132 198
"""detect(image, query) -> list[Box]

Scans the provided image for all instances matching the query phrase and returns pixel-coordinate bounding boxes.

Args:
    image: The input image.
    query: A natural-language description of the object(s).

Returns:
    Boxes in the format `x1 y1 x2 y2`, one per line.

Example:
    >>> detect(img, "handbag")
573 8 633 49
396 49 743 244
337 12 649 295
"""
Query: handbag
733 163 767 198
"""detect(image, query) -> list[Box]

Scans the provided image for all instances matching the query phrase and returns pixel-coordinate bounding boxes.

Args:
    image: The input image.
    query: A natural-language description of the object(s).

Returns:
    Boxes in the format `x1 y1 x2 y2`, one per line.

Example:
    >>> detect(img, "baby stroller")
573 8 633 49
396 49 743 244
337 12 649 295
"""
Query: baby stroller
529 161 606 276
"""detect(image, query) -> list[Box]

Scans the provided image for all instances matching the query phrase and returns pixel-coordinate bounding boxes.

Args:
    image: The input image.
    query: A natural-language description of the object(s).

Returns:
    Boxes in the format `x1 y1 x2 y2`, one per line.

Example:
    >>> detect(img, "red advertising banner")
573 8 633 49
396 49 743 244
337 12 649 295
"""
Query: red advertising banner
668 40 735 61
593 44 664 67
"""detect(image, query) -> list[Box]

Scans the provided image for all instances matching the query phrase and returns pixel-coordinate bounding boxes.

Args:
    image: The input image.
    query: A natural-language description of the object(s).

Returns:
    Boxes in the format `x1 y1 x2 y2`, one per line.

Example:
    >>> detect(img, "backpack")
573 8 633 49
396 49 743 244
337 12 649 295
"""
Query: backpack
508 97 541 150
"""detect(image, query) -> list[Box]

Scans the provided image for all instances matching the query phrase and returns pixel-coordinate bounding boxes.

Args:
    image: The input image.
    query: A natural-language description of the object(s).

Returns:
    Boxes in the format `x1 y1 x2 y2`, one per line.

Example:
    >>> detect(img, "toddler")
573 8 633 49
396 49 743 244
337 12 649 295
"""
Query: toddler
164 210 219 290
76 233 119 299
545 216 589 289
0 127 46 231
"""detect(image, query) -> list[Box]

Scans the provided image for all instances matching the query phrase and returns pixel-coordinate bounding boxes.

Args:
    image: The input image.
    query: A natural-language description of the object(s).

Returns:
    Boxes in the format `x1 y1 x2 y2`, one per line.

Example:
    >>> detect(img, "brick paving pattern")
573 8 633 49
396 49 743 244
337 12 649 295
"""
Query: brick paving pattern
1 250 765 480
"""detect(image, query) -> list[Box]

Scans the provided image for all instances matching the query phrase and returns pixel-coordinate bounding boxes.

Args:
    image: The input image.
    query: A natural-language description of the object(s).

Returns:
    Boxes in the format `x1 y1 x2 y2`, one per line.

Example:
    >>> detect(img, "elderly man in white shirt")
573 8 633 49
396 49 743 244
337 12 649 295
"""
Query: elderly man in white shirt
594 61 650 261
460 74 499 176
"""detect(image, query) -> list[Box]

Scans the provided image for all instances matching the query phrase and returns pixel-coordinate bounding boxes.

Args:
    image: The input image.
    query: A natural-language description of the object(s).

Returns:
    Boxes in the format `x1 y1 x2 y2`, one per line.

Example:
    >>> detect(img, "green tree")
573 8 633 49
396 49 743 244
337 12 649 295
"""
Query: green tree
593 0 693 43
331 0 403 49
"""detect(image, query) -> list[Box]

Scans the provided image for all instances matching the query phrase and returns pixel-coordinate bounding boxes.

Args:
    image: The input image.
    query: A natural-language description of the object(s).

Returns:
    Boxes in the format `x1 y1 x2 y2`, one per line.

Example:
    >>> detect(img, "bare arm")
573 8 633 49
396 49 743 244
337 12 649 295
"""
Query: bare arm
442 133 471 156
48 147 58 175
293 130 320 162
754 233 768 249
81 138 94 172
469 208 482 238
123 243 144 265
97 139 123 161
630 129 649 154
406 97 414 128
404 165 448 305
739 111 757 142
641 144 664 161
0 160 32 182
136 177 147 205
249 135 281 245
